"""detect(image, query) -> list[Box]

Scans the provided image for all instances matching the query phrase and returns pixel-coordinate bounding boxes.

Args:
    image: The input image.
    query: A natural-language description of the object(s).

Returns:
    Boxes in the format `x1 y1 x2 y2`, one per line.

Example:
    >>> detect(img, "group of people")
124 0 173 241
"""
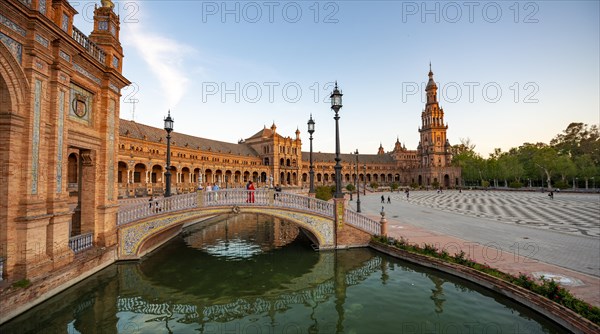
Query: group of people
200 183 220 192
381 195 391 203
380 188 411 203
148 196 162 213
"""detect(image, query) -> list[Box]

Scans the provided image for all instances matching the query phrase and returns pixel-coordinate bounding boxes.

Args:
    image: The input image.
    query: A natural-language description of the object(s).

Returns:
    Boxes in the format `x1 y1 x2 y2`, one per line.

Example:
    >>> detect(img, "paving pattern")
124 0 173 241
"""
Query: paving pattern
387 190 600 237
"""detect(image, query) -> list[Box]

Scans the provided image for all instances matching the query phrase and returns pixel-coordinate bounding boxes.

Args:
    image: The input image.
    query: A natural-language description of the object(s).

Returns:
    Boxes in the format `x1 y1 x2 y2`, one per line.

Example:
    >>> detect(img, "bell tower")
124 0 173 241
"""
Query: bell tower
418 64 452 167
89 0 124 73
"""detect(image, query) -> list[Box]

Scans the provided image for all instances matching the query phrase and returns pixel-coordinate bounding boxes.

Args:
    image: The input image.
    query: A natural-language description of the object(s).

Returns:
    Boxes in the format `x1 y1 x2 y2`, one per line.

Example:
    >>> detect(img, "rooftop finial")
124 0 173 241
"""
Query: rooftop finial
101 0 115 9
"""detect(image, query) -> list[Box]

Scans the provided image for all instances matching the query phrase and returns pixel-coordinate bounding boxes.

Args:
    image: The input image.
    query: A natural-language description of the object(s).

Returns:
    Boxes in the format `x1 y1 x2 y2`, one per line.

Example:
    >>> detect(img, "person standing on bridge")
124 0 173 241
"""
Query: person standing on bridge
247 181 256 203
212 183 220 201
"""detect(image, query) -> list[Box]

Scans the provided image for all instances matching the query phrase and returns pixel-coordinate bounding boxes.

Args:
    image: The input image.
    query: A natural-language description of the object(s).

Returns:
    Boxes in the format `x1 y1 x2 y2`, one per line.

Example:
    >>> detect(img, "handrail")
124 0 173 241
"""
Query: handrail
69 232 94 254
117 190 379 235
344 209 381 235
72 26 106 64
117 192 198 225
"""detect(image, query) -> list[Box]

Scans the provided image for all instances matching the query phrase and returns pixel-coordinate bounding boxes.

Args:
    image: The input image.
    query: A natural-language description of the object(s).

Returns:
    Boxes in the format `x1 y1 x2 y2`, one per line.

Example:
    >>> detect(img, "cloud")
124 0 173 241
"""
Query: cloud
121 4 196 108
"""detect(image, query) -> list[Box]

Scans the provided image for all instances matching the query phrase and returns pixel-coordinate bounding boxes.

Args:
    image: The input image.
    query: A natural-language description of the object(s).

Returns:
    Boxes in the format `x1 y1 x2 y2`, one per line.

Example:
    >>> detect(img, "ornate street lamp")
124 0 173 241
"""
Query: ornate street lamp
363 163 366 195
164 110 174 197
355 149 361 212
330 82 343 198
308 115 316 195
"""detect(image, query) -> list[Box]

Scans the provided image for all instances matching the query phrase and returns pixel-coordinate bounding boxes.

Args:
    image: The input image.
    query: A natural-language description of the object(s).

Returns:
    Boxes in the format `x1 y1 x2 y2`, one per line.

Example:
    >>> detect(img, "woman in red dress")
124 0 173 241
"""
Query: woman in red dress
247 181 255 203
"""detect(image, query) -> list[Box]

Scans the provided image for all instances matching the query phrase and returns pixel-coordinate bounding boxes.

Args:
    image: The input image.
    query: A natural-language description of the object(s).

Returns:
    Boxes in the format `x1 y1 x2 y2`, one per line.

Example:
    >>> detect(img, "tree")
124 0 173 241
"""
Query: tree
551 123 600 164
575 154 599 189
315 185 335 201
531 146 560 189
511 142 548 186
554 155 576 185
451 138 483 187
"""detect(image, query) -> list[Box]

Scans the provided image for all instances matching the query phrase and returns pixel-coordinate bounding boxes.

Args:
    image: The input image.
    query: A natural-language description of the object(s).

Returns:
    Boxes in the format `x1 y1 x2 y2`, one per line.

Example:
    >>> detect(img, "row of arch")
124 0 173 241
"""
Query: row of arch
117 162 274 185
115 162 454 187
262 157 298 167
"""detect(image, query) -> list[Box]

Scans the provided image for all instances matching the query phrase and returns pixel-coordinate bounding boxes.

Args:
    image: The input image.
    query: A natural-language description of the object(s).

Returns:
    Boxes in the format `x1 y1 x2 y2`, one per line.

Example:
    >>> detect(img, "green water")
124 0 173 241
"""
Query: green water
1 214 566 333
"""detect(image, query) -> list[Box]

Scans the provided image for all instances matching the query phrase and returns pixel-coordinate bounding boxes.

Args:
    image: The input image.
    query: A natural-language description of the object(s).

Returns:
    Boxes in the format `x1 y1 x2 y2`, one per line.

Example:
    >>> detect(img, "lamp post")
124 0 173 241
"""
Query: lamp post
355 149 361 212
164 110 174 197
363 164 366 195
330 82 343 198
308 115 316 195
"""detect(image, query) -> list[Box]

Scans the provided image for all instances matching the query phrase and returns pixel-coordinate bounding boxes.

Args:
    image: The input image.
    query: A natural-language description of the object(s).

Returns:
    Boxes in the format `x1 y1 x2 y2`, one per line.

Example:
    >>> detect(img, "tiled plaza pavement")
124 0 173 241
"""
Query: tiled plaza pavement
356 190 600 306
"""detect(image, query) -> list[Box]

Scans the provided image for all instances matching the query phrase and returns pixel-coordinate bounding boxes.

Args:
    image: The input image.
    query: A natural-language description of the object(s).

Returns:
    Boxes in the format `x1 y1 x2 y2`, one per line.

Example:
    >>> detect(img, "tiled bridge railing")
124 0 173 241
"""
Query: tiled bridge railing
117 189 381 235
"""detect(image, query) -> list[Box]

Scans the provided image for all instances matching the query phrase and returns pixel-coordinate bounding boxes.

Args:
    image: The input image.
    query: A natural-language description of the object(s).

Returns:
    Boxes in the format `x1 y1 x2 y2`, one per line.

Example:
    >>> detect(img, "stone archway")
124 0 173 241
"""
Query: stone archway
0 41 29 280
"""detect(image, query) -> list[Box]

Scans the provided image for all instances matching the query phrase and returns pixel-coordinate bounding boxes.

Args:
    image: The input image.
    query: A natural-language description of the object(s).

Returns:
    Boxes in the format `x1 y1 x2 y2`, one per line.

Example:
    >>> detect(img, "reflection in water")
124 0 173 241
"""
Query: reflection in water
1 213 567 334
428 275 447 314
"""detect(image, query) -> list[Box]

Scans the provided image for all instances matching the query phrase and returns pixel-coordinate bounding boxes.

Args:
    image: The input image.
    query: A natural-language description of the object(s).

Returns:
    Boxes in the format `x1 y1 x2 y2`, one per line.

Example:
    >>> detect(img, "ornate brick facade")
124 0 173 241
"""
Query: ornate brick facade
116 66 461 198
0 0 129 282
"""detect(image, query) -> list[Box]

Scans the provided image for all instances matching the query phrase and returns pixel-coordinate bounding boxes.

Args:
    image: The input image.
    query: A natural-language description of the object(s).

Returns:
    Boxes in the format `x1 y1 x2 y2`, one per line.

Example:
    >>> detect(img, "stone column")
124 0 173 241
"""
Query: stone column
333 197 345 248
380 207 388 237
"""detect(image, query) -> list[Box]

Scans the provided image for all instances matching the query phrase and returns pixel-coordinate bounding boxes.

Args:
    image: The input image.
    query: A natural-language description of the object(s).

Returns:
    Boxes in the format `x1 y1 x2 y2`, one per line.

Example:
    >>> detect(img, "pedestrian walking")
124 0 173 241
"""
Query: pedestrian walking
548 191 554 199
387 196 391 203
381 195 385 203
405 189 409 200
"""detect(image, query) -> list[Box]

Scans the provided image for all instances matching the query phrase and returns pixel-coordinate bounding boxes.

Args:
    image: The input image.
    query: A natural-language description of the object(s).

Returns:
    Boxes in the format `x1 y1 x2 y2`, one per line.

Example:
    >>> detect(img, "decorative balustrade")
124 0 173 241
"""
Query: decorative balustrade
272 192 334 218
69 232 94 254
344 209 381 235
203 188 270 207
117 189 378 235
72 27 106 64
117 192 198 225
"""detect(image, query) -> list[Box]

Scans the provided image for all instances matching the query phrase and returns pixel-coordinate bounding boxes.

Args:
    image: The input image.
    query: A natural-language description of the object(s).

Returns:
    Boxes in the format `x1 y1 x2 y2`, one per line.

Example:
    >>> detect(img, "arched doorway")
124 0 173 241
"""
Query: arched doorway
152 164 163 195
205 169 213 185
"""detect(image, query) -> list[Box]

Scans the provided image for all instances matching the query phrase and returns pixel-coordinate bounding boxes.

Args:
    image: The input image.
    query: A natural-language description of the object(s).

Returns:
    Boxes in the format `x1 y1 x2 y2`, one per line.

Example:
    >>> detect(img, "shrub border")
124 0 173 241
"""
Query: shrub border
370 238 600 334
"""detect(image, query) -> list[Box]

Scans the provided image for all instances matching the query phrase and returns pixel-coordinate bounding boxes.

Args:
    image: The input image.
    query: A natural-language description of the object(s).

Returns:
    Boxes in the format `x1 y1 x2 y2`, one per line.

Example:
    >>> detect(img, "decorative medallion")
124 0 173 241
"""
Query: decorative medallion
72 93 87 118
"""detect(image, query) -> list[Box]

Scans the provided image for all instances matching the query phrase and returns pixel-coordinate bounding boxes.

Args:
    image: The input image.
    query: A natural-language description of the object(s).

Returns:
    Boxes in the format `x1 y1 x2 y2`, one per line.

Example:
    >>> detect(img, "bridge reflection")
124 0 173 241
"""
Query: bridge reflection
116 252 381 325
1 213 468 334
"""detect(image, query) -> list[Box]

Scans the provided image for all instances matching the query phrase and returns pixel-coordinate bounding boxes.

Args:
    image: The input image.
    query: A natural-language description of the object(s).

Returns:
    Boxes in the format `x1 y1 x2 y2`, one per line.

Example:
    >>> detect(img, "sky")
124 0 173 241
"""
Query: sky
73 0 599 157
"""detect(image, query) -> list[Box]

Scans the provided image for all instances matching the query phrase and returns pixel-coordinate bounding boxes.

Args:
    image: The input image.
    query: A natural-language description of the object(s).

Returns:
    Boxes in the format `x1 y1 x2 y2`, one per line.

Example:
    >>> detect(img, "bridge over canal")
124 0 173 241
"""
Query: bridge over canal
116 189 384 259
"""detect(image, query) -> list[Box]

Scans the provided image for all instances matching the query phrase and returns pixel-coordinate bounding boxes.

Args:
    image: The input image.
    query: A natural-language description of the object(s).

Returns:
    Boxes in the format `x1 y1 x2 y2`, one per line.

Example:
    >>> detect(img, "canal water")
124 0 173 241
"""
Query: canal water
2 214 566 333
